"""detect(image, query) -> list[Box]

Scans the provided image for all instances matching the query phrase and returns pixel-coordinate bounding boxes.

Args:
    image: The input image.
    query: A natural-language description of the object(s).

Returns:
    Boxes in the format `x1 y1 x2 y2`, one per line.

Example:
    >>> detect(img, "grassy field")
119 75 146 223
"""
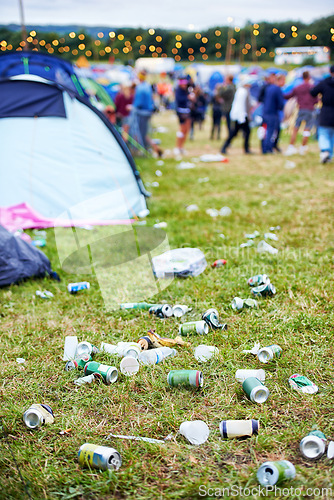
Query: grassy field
1 109 334 500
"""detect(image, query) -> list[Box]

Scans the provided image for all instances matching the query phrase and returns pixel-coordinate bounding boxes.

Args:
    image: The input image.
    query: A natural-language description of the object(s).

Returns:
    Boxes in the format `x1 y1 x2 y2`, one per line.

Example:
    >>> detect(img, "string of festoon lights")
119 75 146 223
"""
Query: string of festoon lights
0 25 333 61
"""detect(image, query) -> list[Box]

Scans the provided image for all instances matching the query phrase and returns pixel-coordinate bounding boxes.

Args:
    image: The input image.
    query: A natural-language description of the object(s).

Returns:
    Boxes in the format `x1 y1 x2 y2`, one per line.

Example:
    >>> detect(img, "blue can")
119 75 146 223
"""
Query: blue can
67 282 90 293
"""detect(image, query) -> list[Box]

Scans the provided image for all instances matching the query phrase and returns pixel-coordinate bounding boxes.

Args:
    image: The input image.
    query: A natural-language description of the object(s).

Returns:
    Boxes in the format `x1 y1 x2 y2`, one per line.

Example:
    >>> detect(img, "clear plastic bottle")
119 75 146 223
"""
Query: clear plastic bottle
138 347 176 365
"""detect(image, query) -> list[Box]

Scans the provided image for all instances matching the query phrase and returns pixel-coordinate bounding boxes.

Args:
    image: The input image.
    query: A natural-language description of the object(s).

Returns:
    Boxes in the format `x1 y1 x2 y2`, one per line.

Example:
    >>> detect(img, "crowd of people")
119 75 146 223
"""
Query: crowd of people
107 64 334 164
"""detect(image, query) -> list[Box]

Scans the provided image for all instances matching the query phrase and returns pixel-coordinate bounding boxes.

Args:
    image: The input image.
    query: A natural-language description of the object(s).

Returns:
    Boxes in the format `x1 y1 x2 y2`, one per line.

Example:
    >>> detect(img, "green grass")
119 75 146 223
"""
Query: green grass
1 111 334 500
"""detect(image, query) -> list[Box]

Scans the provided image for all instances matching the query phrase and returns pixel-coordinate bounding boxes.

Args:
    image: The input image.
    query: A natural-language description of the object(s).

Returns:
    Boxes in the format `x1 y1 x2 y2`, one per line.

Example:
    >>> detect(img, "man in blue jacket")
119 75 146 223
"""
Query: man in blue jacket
261 72 285 154
310 65 334 163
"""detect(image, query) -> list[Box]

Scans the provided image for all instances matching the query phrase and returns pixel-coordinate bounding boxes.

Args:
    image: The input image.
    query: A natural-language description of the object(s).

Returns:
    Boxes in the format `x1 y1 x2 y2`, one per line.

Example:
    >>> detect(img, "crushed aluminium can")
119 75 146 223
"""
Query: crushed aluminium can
167 370 203 388
211 259 227 268
78 443 122 470
257 344 282 363
251 283 276 297
179 320 209 335
202 308 227 330
288 373 319 394
67 282 90 293
219 419 259 439
84 361 118 385
257 460 296 486
172 305 191 317
149 304 173 318
300 430 326 460
242 377 270 404
76 341 99 359
232 297 258 310
65 355 91 371
23 404 54 429
247 274 270 287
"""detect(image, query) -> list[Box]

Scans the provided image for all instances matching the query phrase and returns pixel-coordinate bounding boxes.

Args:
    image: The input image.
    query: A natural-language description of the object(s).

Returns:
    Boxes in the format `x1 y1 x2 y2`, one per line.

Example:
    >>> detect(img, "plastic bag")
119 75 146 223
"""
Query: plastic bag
152 248 207 279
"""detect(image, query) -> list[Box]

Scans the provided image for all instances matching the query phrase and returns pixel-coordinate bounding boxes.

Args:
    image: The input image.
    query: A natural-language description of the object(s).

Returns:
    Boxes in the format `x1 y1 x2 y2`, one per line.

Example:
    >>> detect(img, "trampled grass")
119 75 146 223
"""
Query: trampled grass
1 110 334 500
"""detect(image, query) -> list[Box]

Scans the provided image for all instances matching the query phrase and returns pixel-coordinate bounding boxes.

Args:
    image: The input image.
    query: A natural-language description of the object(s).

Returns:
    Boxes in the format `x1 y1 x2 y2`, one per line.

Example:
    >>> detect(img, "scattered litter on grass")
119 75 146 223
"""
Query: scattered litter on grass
219 419 259 439
270 225 281 231
327 441 334 459
186 204 199 212
232 297 258 310
179 420 210 445
179 320 208 335
219 206 232 216
16 358 25 364
300 431 326 460
152 247 207 278
245 231 260 239
36 290 53 299
168 369 203 388
23 404 54 429
235 368 265 382
63 336 78 361
261 201 268 206
156 160 164 166
257 240 278 254
242 377 270 403
211 259 227 268
240 240 254 248
138 346 177 365
257 344 282 363
155 126 168 133
242 342 261 355
153 221 167 228
264 232 279 241
108 433 167 444
198 153 228 163
251 283 276 297
288 374 319 394
194 345 219 362
120 356 140 376
177 161 195 170
59 429 72 435
206 208 219 218
155 170 163 177
198 177 210 183
257 460 295 486
67 282 90 293
248 274 270 286
285 160 296 169
202 308 226 330
172 305 191 318
151 181 159 187
74 374 97 386
218 233 226 239
78 443 122 470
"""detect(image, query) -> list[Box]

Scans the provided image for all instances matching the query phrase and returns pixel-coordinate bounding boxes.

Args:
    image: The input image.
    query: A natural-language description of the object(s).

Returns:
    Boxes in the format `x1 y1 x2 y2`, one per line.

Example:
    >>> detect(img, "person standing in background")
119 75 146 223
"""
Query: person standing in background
309 65 334 163
284 71 318 156
261 72 285 154
217 75 236 138
174 78 193 157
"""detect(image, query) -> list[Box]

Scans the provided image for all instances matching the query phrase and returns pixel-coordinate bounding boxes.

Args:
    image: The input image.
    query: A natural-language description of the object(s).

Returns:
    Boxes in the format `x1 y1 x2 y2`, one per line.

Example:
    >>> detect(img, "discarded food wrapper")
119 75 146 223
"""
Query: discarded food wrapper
153 221 167 228
264 232 279 241
144 330 189 351
177 161 195 170
219 206 232 217
240 240 254 248
257 240 278 255
63 336 78 361
74 374 97 386
16 357 26 364
120 356 140 376
186 204 199 212
288 374 318 394
194 345 219 362
152 247 207 278
179 420 210 445
199 153 228 163
242 342 261 355
245 231 260 239
36 290 53 299
108 433 167 444
155 170 163 177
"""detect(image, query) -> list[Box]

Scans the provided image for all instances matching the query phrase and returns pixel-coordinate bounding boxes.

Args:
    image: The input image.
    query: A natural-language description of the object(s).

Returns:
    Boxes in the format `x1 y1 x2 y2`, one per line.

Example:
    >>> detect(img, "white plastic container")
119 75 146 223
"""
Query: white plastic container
235 369 265 383
138 347 176 365
194 345 219 362
179 420 210 445
63 336 78 361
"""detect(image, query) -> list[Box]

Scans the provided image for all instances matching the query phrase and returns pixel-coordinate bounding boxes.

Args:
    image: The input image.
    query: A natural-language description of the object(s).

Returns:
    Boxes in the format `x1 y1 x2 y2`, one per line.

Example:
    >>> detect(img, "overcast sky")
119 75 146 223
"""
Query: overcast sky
1 0 333 30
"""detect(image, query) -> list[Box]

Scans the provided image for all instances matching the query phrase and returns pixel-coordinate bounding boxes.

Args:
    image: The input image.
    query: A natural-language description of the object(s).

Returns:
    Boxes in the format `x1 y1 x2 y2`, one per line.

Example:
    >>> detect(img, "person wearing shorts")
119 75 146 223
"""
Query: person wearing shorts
174 78 193 156
284 71 318 156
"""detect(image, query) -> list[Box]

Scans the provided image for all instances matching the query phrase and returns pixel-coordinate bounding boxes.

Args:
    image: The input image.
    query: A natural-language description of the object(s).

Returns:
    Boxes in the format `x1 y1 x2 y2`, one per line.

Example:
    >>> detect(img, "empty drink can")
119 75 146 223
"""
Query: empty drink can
120 302 157 310
76 341 99 359
251 283 276 297
300 430 326 460
211 259 227 268
247 274 270 286
149 304 173 318
242 377 270 403
235 369 265 383
172 305 190 317
23 404 54 429
167 370 203 388
179 321 208 335
219 419 259 439
257 345 282 363
84 361 118 385
257 460 296 486
202 308 224 330
78 443 122 470
67 282 90 293
65 355 91 371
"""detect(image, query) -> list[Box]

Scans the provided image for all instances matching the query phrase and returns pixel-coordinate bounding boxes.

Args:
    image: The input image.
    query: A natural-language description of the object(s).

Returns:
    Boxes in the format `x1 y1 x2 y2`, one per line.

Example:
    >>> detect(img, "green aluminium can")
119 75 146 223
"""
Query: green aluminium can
65 355 91 371
251 283 276 297
242 377 270 404
179 321 209 335
167 370 203 388
257 344 282 363
257 460 296 486
120 302 158 310
248 274 270 287
84 361 118 385
78 443 122 470
300 430 327 460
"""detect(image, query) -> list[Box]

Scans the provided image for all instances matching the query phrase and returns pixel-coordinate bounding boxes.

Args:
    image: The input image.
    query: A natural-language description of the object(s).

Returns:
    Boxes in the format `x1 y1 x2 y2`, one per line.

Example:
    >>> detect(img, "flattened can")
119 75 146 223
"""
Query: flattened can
23 404 54 429
149 304 173 318
257 460 296 486
67 282 90 293
76 341 99 359
247 274 270 287
202 308 225 330
65 354 91 371
257 344 282 363
300 430 326 460
167 370 203 388
219 419 259 439
84 361 118 385
242 377 270 404
211 259 227 268
179 321 208 335
251 283 276 297
78 443 122 470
